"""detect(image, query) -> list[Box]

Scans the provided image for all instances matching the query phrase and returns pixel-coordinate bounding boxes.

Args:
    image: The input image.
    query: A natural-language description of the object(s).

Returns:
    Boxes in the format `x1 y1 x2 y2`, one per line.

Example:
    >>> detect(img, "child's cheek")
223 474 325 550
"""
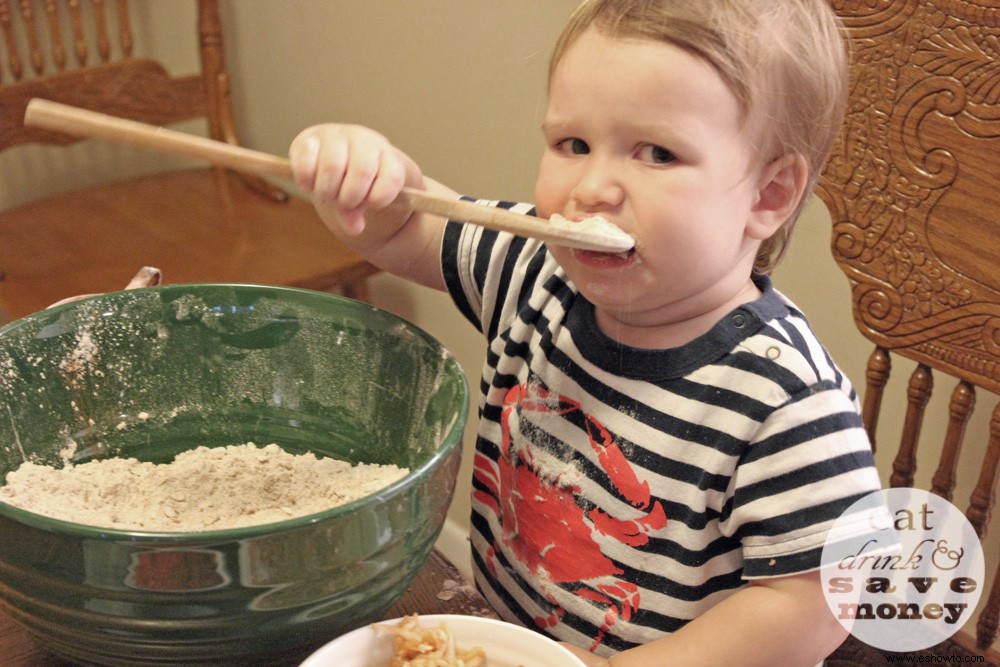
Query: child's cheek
534 158 572 217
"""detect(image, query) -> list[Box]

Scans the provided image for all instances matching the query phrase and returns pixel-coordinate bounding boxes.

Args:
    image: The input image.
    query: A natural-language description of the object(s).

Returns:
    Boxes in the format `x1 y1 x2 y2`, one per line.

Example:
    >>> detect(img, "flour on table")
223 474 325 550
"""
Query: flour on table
0 443 408 531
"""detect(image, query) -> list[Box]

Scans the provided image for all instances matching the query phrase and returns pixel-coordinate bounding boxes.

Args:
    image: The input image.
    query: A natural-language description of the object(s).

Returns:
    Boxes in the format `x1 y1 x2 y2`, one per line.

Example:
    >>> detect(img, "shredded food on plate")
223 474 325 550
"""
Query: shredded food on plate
374 614 487 667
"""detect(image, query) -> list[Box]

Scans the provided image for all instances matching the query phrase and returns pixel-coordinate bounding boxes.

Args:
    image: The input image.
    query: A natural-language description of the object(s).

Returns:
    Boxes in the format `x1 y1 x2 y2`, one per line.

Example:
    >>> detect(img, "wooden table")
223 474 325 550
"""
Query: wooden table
0 550 496 666
9 553 993 666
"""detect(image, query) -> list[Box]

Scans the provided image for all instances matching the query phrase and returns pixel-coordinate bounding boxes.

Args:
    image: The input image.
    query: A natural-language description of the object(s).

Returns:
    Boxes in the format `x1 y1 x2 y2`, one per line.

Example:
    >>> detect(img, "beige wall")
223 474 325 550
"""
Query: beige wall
2 0 995 652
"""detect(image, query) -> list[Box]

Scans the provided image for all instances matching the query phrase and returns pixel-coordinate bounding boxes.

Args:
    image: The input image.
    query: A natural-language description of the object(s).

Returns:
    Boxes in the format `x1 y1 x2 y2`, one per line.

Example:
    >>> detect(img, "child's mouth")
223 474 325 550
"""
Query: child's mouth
549 214 634 256
572 246 638 268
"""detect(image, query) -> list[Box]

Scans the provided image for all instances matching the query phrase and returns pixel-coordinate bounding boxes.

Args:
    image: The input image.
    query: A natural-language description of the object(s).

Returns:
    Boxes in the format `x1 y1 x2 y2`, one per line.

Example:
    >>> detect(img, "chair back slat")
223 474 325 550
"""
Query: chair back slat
91 0 111 63
969 406 1000 648
115 0 131 58
42 0 67 71
194 0 227 142
930 381 976 502
66 0 87 66
980 584 1000 666
19 0 45 76
861 346 892 454
0 0 208 154
889 364 933 489
0 0 132 81
0 61 204 151
0 1 22 83
967 405 1000 538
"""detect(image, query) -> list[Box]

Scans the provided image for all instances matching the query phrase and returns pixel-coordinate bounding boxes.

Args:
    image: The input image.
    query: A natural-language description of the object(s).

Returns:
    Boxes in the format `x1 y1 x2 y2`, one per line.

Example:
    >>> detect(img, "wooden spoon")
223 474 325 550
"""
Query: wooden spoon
23 99 634 253
46 266 162 309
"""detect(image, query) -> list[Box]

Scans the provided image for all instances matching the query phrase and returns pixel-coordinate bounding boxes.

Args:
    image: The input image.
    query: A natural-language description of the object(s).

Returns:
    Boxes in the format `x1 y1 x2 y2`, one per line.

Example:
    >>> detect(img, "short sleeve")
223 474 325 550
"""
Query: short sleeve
440 201 550 342
720 380 883 578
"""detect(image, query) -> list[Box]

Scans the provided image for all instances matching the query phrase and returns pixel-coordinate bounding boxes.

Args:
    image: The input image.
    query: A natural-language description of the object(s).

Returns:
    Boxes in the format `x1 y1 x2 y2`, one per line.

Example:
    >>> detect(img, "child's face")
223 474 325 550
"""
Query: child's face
535 28 770 344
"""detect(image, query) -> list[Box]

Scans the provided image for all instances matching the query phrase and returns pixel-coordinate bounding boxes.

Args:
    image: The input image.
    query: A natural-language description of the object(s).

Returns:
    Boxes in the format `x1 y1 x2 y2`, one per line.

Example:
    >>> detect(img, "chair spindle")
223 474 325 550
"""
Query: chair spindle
930 381 976 501
91 0 110 63
116 0 131 58
890 363 933 489
42 0 65 71
67 0 86 66
0 0 21 83
18 0 44 75
971 403 1000 649
862 346 891 455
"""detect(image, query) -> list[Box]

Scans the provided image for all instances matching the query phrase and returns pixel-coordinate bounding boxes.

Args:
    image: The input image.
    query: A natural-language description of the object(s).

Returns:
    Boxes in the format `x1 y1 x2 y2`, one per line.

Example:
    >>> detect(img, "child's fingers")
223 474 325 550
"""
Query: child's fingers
289 124 408 236
335 139 382 212
291 126 363 232
290 125 357 204
289 129 323 193
366 148 408 210
337 206 369 236
311 134 352 206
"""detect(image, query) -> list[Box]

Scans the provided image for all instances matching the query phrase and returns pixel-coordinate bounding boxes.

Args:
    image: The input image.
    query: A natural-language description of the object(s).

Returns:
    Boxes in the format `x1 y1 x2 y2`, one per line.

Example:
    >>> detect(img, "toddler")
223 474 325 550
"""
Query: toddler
290 1 882 665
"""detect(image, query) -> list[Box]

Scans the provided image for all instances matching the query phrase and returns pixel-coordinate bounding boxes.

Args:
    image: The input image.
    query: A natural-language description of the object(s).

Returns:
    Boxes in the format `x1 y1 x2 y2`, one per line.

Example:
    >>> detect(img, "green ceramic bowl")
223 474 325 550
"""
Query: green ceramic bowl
0 285 468 666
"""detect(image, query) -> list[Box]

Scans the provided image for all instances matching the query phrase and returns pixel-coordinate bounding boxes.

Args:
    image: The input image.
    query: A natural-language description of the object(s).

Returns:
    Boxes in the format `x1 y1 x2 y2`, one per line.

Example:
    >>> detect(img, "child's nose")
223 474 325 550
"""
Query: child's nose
572 157 625 209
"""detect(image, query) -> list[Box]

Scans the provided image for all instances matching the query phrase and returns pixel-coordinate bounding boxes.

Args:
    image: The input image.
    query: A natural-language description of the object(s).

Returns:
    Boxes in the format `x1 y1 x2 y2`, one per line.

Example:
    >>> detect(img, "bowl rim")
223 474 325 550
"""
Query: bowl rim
300 613 589 667
0 283 470 541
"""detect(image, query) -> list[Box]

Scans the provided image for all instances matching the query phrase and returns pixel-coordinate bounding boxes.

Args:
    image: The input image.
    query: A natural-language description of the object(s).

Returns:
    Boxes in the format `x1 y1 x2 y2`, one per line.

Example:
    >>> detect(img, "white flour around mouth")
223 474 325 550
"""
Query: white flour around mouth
0 442 408 531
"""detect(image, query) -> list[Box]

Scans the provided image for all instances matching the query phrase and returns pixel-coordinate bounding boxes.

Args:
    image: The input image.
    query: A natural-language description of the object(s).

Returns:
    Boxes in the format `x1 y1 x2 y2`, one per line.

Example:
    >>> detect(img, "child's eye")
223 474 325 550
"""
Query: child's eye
557 138 590 155
637 144 675 164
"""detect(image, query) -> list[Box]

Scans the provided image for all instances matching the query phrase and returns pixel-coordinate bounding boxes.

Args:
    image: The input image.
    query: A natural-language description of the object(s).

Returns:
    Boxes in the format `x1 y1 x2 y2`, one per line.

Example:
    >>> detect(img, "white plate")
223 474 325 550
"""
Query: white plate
300 614 588 667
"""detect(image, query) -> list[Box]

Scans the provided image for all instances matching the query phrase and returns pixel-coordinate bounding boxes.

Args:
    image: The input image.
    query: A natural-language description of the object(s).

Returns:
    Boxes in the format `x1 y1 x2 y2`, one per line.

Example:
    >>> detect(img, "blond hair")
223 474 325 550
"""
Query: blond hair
550 0 849 274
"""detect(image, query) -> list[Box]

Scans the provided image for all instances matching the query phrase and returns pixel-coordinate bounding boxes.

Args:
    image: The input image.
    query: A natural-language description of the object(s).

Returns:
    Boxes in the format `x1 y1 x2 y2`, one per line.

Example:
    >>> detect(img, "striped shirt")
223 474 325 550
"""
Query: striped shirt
440 203 882 656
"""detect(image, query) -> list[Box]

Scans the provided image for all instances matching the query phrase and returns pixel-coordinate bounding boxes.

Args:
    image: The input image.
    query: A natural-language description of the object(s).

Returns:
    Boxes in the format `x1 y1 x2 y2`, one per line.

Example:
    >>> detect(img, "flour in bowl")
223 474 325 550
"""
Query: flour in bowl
0 443 408 531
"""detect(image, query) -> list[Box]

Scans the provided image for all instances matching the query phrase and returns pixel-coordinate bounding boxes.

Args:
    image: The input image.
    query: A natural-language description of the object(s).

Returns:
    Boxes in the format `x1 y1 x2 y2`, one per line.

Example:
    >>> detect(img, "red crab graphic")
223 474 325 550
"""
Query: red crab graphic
474 381 667 651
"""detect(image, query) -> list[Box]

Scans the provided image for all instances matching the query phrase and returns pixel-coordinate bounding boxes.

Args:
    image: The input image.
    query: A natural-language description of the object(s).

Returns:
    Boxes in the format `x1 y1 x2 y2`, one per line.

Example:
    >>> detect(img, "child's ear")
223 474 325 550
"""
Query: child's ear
748 153 808 240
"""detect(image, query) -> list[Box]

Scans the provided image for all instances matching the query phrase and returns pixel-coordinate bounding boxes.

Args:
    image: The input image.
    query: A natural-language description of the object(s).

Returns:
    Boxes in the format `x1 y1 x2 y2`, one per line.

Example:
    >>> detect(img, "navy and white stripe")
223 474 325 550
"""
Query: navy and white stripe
441 205 881 656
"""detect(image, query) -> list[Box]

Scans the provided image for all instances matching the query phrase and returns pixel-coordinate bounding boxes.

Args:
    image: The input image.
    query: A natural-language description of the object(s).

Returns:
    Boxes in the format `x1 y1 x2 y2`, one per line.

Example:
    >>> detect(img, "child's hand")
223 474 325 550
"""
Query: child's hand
289 124 415 236
289 123 453 291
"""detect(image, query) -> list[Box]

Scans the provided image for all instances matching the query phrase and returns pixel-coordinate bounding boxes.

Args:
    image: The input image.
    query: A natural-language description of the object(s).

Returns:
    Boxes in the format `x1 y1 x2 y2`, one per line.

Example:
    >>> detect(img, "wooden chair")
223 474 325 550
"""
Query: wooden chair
818 1 999 655
0 0 377 321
